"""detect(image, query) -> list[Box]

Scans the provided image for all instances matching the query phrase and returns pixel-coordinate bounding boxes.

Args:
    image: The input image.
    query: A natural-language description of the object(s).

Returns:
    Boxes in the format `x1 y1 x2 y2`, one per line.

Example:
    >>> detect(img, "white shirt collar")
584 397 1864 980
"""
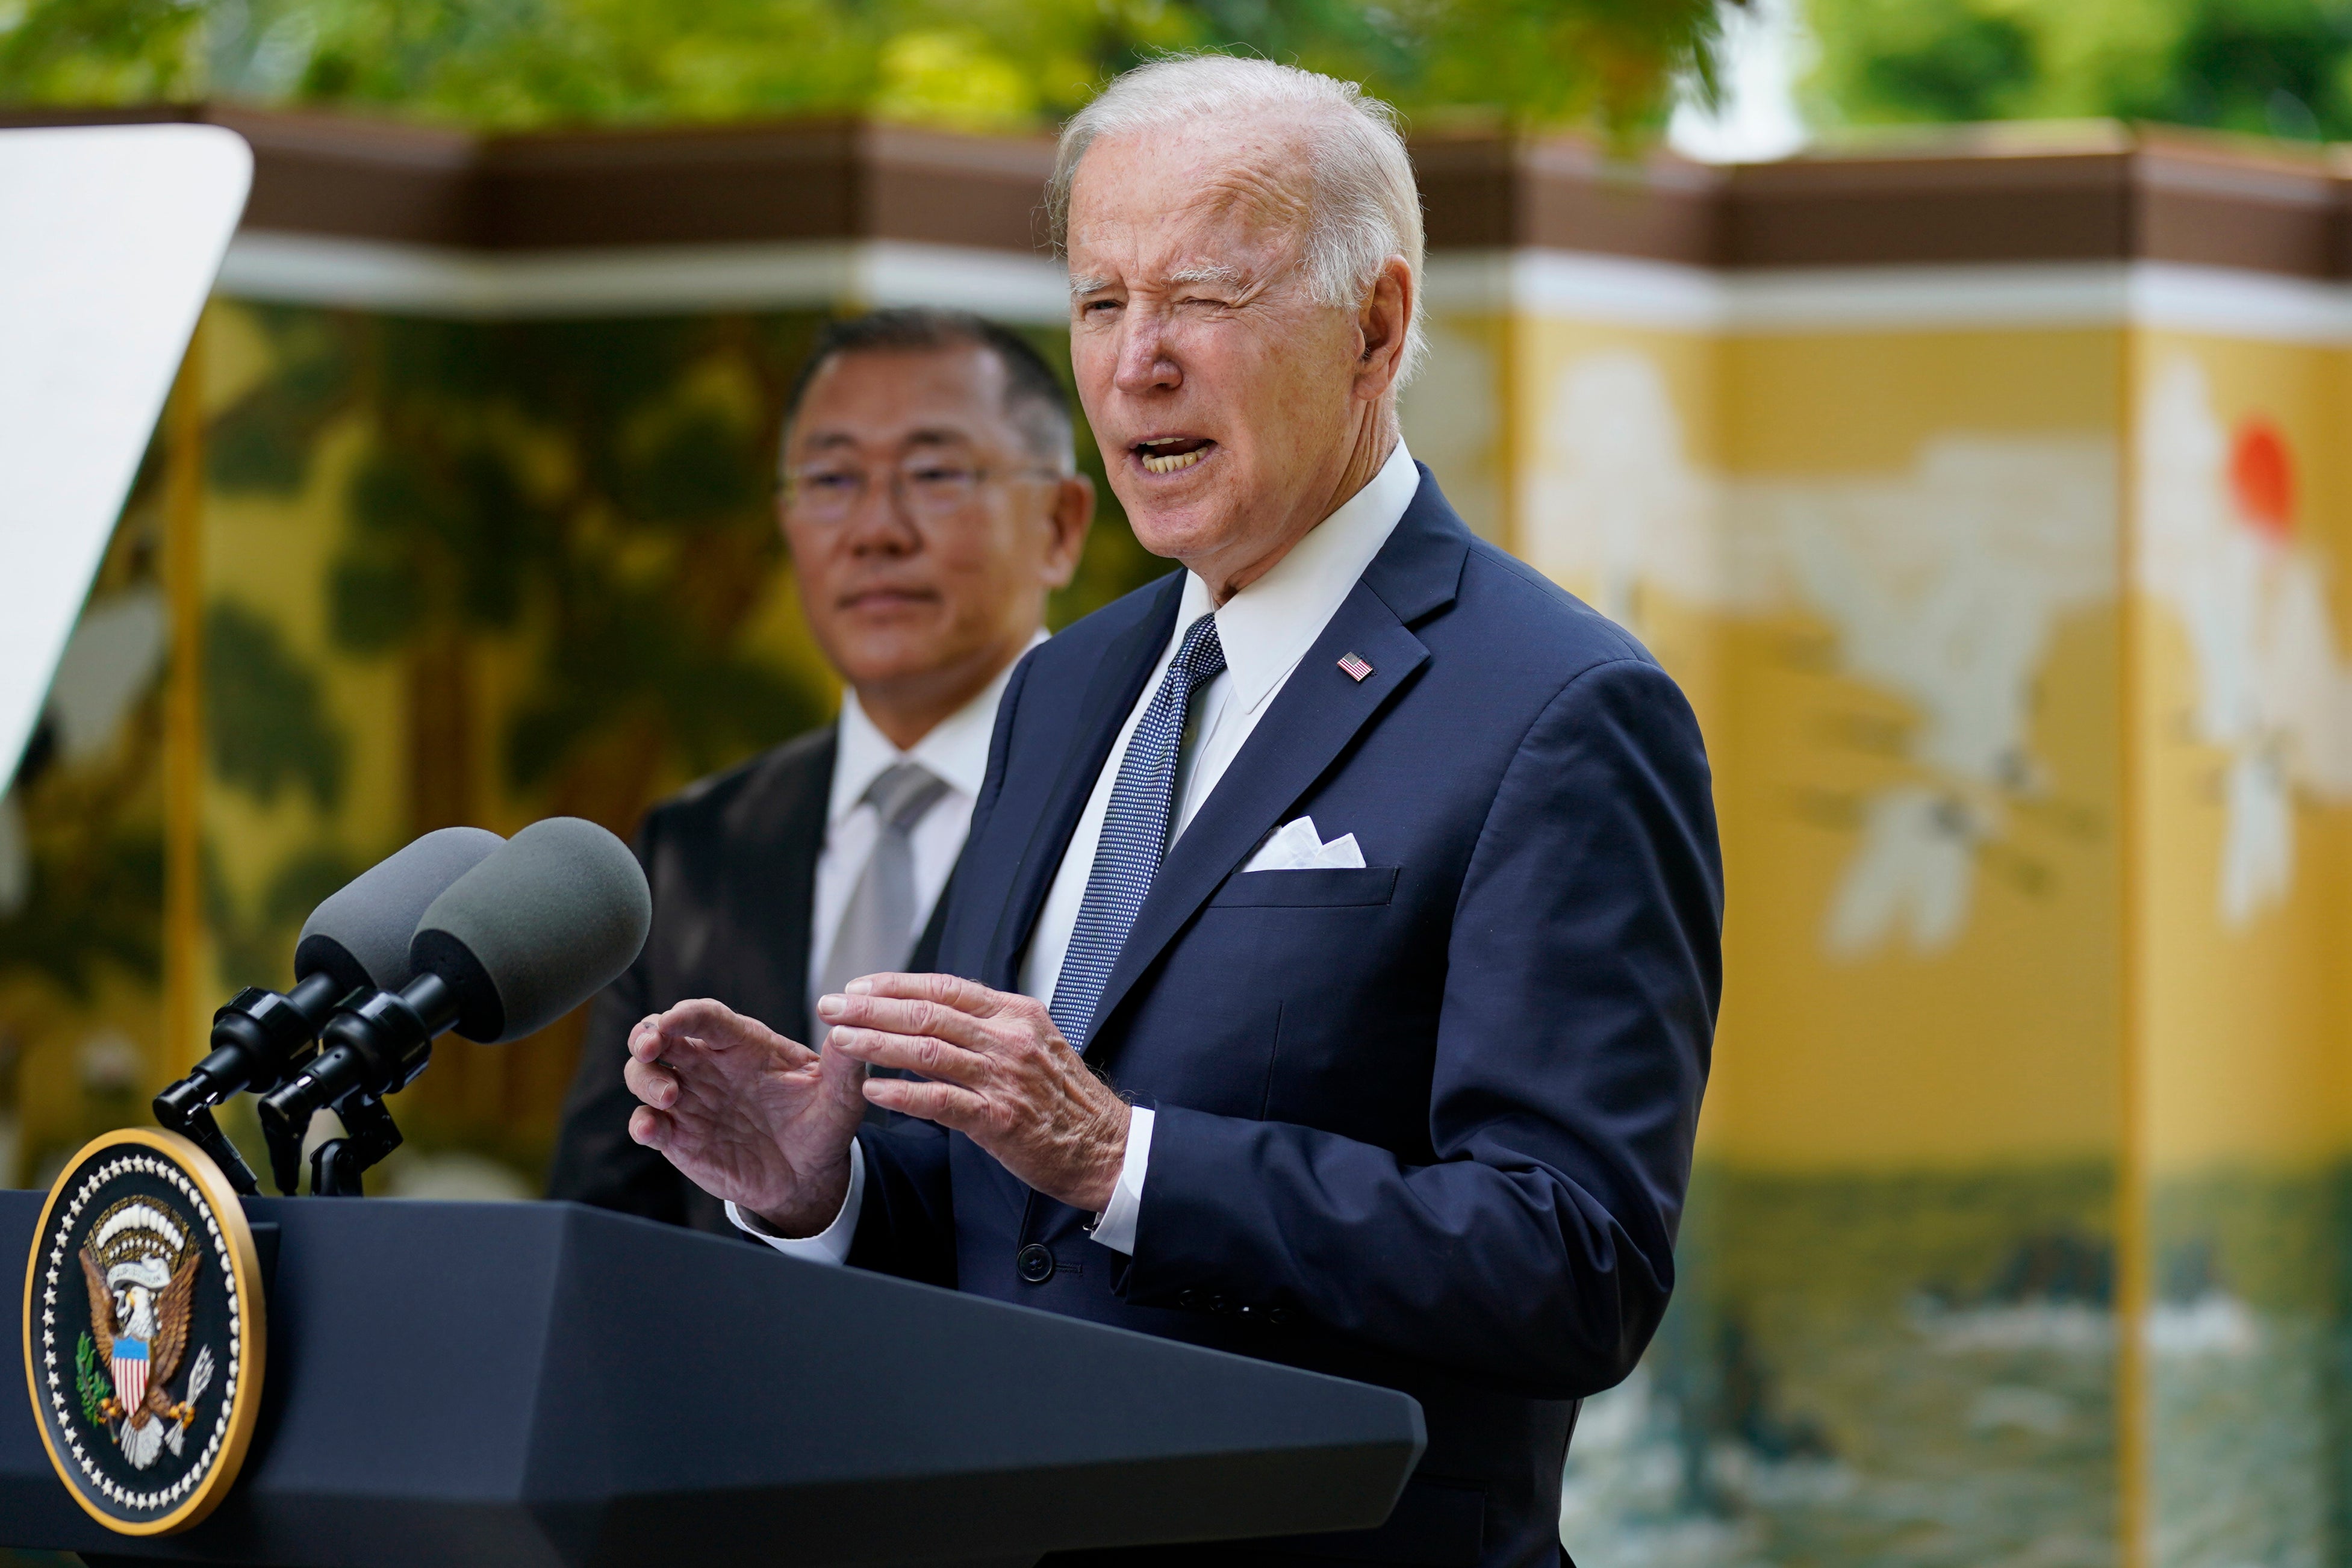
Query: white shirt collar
1177 439 1420 713
828 632 1043 827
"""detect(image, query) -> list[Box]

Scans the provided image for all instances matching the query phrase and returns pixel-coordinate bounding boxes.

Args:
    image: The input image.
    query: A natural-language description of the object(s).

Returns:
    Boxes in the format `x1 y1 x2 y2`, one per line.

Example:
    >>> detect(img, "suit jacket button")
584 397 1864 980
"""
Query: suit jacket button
1016 1243 1055 1284
1177 1289 1204 1310
1268 1307 1293 1326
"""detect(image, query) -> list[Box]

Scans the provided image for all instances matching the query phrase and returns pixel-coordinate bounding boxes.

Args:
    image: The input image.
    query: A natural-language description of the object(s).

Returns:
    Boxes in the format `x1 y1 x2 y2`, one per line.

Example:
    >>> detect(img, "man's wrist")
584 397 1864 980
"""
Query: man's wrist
730 1142 865 1265
751 1155 857 1239
1071 1103 1131 1213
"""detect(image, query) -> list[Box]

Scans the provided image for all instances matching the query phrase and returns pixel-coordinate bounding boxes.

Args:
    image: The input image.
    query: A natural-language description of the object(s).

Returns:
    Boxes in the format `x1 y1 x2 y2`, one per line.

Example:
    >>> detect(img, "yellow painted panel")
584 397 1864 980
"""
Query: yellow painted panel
1713 605 2121 1166
2128 332 2352 1168
1511 318 2126 1168
1724 330 2126 474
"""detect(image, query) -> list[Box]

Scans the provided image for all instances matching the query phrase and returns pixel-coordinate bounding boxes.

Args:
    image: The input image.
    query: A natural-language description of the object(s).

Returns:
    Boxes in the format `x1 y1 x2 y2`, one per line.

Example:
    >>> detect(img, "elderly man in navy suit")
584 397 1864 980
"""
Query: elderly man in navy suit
624 54 1723 1568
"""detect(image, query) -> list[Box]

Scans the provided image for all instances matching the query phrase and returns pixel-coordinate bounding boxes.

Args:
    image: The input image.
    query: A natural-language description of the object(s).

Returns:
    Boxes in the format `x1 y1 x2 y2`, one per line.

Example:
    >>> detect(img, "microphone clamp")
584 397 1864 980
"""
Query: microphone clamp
257 973 459 1195
154 970 349 1196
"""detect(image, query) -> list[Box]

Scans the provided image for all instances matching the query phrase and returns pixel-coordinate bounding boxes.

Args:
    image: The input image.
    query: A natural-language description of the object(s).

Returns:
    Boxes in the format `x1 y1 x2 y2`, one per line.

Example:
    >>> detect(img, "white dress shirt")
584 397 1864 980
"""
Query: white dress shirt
726 637 1034 1255
736 443 1420 1262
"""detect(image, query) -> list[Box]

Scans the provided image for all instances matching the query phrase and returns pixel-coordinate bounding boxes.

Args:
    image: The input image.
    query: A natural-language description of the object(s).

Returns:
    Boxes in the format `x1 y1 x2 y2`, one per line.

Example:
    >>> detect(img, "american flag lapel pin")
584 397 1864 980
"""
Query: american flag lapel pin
1337 652 1374 682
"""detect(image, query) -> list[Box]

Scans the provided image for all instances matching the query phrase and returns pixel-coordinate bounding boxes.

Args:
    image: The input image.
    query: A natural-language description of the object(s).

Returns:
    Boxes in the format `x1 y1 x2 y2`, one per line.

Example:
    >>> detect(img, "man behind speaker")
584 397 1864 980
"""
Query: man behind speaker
546 310 1094 1232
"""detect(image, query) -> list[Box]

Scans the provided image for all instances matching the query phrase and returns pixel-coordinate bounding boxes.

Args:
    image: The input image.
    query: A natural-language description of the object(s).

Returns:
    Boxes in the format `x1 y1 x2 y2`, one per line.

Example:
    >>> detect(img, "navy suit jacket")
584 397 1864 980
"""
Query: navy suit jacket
847 470 1723 1568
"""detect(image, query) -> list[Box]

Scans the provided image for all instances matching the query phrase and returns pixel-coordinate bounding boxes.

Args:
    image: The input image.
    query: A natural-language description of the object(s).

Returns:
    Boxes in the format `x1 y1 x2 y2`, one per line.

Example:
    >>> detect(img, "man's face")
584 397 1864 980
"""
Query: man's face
780 345 1088 705
1065 120 1378 591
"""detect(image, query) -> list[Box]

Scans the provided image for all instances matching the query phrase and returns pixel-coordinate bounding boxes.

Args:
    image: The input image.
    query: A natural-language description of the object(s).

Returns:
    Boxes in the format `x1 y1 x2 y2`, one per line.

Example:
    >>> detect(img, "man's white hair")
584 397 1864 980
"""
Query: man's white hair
1049 54 1427 385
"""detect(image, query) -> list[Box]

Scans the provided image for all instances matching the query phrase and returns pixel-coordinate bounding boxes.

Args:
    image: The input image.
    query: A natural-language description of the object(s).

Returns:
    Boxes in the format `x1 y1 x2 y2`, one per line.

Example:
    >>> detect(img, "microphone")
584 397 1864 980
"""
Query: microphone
153 826 505 1195
257 818 652 1195
293 825 510 1003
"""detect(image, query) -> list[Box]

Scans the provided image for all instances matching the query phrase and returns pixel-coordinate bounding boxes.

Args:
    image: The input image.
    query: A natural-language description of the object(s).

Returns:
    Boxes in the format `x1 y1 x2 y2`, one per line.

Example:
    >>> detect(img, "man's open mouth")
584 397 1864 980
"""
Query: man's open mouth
1135 436 1215 474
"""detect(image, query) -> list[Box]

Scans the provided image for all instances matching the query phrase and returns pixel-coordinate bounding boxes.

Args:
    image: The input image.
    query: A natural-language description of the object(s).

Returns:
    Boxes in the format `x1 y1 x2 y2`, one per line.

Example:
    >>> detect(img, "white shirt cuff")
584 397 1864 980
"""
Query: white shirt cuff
726 1140 865 1265
1087 1105 1153 1255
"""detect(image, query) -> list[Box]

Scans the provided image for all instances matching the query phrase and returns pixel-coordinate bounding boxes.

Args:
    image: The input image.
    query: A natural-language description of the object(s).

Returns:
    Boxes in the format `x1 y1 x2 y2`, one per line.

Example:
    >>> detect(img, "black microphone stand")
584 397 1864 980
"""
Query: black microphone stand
308 1092 403 1197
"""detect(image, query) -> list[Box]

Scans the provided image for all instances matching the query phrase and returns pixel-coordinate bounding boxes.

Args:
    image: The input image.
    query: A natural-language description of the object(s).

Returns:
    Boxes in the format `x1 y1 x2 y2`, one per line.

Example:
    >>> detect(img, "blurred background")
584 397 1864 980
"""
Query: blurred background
8 0 2352 1564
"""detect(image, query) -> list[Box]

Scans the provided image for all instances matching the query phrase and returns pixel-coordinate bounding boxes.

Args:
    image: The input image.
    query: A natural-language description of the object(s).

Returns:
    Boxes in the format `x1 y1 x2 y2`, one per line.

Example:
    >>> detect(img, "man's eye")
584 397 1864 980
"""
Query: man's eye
803 471 859 491
909 465 977 485
1083 298 1121 313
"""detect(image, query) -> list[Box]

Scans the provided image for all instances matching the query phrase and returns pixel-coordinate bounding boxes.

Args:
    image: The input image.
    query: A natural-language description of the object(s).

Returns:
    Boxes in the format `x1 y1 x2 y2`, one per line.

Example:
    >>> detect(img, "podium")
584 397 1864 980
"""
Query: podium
2 1191 1423 1566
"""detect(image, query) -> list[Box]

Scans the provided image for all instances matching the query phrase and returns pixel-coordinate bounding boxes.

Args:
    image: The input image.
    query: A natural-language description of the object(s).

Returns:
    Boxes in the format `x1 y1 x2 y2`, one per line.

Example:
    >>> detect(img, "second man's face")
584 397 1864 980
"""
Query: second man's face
780 344 1091 710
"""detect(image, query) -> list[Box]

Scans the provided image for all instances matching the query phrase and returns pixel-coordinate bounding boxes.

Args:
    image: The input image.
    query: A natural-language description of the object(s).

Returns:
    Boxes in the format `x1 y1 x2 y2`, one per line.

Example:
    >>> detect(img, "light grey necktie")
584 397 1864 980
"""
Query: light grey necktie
815 761 952 1007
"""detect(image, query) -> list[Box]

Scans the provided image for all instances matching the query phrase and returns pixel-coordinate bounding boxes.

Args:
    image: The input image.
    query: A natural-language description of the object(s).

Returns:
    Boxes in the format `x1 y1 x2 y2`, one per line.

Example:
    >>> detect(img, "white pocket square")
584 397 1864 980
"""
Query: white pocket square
1243 815 1367 872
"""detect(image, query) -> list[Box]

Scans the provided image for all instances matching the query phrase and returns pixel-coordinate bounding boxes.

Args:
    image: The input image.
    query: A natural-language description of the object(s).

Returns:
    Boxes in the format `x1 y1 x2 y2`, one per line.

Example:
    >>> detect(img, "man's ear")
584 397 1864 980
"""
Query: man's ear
1353 256 1413 400
1042 473 1096 590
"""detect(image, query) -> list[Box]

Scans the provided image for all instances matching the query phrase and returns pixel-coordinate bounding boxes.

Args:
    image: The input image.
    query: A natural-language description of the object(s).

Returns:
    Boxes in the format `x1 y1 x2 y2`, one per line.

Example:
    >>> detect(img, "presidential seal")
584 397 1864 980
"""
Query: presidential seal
21 1128 265 1535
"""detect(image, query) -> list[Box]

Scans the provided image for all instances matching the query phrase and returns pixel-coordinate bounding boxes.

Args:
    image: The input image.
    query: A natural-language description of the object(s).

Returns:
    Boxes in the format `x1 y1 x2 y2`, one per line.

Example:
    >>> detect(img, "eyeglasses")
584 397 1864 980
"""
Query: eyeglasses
780 456 1062 523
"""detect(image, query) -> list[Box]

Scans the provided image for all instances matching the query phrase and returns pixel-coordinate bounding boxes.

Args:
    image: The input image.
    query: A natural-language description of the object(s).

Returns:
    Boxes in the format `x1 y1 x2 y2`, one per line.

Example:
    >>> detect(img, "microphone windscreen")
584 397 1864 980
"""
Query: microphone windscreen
408 817 651 1044
293 827 506 996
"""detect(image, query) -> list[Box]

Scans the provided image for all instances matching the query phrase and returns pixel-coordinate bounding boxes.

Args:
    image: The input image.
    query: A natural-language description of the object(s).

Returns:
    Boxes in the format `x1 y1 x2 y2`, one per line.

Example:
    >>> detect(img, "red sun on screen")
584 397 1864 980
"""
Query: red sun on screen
2230 418 2295 540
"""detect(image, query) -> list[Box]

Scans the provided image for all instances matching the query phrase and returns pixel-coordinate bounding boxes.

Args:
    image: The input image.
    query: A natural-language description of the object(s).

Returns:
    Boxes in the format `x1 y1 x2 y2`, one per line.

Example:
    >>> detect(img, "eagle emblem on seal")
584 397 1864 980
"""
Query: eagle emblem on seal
76 1197 214 1470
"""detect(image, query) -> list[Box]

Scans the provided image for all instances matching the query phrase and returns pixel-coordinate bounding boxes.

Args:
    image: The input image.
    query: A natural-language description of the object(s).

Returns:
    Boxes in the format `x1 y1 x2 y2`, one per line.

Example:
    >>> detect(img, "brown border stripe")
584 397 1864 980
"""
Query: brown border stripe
219 107 478 247
3 105 2350 276
1413 135 1723 264
1413 131 2343 276
2135 140 2344 278
474 120 1055 252
0 105 1056 254
1726 152 2138 268
1723 135 2347 276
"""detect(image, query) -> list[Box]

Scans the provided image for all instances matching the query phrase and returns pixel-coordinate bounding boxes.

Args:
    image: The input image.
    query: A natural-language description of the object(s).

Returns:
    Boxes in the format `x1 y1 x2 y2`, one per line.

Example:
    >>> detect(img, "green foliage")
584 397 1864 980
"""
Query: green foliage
76 1331 112 1425
1416 0 1738 134
2153 0 2352 136
0 0 206 107
204 600 346 810
0 0 1738 141
1811 0 2352 140
1852 3 2037 122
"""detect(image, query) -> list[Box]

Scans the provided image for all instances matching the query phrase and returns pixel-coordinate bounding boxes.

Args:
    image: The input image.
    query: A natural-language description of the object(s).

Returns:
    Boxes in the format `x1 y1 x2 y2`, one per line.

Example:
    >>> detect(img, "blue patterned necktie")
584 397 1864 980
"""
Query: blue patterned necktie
1048 612 1227 1051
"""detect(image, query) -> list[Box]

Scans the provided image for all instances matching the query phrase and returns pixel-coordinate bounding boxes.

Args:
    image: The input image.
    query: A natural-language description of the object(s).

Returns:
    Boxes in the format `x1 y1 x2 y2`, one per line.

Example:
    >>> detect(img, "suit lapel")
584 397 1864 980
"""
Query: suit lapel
982 575 1185 989
720 729 834 1045
1078 471 1473 1058
1077 585 1425 1056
